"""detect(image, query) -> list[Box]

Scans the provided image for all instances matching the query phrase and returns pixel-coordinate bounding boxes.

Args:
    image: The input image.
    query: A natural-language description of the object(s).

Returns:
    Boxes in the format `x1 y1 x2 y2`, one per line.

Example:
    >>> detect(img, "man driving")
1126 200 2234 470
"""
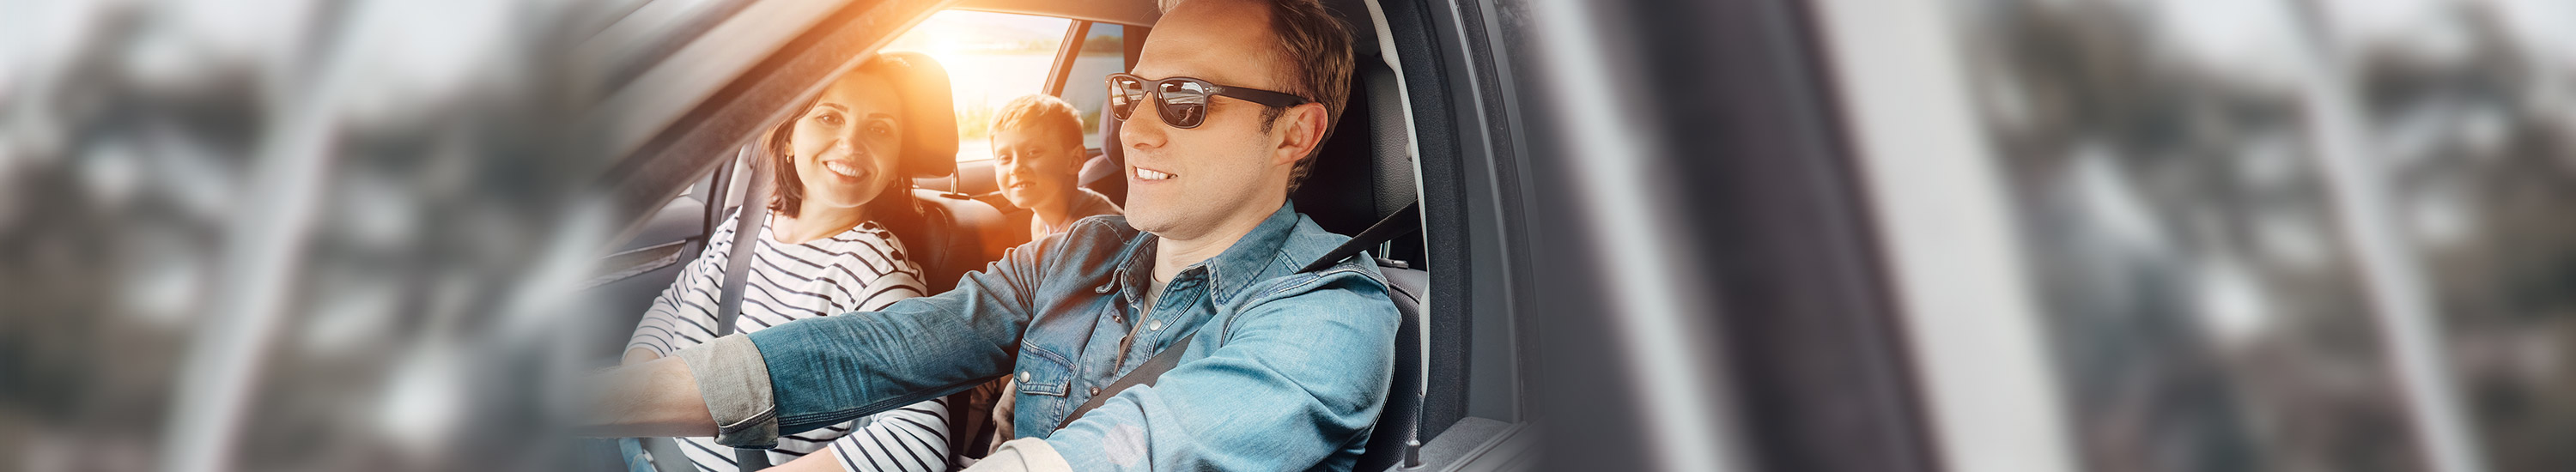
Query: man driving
583 1 1394 470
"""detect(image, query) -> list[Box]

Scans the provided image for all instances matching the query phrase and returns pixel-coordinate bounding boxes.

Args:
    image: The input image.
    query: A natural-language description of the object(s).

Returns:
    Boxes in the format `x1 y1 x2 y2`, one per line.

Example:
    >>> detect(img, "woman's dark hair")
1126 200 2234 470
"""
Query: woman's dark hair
761 60 930 252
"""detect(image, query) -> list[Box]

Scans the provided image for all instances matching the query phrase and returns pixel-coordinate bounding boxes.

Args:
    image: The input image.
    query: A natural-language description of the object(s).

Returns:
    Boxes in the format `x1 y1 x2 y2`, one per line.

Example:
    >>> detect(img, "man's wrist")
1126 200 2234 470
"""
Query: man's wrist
572 357 716 439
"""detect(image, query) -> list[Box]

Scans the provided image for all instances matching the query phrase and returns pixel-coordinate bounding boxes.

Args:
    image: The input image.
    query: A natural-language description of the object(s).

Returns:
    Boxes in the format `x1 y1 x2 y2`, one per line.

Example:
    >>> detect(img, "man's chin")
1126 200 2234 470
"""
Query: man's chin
1125 213 1168 236
1122 203 1176 236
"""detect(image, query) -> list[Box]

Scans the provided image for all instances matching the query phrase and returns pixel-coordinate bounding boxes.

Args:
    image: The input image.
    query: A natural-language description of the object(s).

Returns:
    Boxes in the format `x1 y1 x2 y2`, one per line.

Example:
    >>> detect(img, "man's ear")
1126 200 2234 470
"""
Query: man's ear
1274 102 1330 166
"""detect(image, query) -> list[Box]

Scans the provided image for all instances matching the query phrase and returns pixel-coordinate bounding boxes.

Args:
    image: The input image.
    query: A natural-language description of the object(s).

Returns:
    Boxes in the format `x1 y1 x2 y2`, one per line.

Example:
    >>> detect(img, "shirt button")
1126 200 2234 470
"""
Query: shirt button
1089 386 1102 396
1147 319 1163 331
1018 372 1030 382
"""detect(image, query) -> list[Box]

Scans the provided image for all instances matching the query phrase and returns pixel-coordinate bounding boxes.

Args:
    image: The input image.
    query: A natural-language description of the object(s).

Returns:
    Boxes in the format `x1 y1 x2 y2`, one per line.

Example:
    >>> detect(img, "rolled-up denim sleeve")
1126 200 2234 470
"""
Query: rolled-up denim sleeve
1044 271 1400 471
675 334 779 448
731 233 1066 444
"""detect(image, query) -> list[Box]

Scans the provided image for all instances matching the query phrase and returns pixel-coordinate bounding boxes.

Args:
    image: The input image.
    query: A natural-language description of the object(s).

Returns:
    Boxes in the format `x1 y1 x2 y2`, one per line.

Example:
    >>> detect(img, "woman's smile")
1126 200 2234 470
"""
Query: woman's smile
819 158 871 181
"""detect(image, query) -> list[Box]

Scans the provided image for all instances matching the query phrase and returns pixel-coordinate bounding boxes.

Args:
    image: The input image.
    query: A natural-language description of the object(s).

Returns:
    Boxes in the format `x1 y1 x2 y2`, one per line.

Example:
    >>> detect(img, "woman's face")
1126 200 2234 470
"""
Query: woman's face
788 72 905 213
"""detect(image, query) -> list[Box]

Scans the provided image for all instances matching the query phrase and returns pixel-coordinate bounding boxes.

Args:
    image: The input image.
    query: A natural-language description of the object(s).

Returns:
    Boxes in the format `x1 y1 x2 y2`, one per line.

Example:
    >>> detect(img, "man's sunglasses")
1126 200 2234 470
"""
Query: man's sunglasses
1106 73 1311 129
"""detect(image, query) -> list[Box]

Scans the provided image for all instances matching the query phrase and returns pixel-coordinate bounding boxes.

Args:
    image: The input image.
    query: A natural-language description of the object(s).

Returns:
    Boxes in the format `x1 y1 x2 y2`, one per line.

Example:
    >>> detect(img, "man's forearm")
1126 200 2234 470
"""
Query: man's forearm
574 356 718 438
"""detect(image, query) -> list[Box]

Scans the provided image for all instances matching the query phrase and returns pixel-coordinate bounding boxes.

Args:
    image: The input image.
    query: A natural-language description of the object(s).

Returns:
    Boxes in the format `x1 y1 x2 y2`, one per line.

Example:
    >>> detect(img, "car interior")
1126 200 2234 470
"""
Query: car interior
577 1 1437 469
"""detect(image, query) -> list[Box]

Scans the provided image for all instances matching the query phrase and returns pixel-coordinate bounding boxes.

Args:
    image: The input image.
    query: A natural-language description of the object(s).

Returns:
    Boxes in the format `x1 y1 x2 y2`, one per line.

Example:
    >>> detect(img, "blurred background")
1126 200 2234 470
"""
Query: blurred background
1945 1 2575 471
3 0 630 470
2 0 2570 471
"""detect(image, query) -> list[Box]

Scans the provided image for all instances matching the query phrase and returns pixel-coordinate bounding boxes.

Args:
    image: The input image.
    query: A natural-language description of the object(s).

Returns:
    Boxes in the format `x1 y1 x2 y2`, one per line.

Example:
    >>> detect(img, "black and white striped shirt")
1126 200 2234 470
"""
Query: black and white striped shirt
628 211 948 472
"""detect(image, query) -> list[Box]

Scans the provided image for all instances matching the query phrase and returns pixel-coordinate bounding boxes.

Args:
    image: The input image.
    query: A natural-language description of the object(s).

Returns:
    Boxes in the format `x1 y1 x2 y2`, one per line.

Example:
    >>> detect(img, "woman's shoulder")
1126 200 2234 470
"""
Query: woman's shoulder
812 221 929 309
816 220 897 246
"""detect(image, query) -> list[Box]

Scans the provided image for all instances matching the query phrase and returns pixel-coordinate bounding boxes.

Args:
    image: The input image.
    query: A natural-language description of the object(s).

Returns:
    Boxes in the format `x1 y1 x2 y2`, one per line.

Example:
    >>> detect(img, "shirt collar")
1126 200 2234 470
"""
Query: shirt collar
1107 201 1303 303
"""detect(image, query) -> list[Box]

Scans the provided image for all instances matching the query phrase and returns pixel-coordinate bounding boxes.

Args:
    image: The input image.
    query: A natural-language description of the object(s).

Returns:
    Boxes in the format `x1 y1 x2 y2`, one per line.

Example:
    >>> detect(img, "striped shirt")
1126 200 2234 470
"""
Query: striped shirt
627 210 948 472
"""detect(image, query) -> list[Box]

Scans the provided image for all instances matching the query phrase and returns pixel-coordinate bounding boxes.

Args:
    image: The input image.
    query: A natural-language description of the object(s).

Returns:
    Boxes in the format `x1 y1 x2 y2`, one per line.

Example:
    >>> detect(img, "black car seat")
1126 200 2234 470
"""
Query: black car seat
863 51 1024 463
866 51 1012 294
1084 94 1130 207
1285 36 1428 470
910 192 1011 293
1372 262 1426 471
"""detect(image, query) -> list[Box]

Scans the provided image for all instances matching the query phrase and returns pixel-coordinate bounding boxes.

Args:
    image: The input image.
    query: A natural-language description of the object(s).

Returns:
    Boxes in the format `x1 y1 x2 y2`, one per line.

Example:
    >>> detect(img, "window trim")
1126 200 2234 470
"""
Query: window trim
1045 20 1094 97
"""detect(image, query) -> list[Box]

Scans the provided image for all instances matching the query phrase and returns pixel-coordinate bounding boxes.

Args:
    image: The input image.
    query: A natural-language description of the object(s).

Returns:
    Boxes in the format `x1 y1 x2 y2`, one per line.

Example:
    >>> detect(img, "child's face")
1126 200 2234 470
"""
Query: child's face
992 126 1085 211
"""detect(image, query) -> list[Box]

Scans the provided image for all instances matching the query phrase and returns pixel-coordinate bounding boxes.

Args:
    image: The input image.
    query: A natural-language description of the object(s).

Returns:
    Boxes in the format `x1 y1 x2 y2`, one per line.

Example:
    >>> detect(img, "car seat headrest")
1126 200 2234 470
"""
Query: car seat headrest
1289 58 1413 237
869 51 958 179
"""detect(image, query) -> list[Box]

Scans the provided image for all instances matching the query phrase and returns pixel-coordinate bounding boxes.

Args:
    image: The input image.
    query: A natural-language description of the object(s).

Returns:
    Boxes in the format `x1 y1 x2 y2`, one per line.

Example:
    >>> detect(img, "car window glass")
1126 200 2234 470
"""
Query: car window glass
1060 24 1127 150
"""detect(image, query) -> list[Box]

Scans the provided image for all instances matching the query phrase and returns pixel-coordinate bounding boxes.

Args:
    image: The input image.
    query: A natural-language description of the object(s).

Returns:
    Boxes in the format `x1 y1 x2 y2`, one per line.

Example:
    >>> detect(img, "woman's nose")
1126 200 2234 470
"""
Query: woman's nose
832 134 863 156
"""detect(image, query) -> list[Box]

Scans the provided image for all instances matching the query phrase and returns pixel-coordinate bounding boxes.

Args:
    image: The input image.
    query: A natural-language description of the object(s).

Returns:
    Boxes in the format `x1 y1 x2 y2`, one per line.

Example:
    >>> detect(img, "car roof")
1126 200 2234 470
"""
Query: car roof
956 0 1161 27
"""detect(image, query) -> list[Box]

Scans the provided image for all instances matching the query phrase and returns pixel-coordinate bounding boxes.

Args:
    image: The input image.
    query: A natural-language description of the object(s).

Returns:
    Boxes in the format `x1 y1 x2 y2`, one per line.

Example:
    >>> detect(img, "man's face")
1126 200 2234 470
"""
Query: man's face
992 125 1083 212
1119 0 1321 240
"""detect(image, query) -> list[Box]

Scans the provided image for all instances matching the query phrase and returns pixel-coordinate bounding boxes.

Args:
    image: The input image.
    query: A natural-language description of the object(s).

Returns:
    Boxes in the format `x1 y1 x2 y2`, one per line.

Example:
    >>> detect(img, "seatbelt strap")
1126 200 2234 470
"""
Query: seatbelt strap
642 437 693 472
712 152 775 471
713 154 772 338
1054 202 1423 431
1296 203 1419 273
1055 331 1194 430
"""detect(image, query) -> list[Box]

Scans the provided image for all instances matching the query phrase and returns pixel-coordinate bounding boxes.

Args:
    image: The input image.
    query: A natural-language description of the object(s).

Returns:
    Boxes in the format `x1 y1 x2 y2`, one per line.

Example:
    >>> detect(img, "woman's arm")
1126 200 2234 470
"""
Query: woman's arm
624 216 740 363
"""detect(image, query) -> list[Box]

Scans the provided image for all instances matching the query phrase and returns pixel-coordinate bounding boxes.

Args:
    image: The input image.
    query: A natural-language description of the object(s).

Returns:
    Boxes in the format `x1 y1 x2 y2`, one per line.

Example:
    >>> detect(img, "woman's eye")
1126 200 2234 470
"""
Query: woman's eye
813 113 842 125
869 123 892 136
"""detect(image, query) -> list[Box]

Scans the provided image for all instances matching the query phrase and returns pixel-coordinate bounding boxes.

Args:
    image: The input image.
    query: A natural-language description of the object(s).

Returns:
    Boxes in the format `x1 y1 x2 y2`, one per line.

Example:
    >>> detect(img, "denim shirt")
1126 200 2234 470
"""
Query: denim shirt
675 202 1400 471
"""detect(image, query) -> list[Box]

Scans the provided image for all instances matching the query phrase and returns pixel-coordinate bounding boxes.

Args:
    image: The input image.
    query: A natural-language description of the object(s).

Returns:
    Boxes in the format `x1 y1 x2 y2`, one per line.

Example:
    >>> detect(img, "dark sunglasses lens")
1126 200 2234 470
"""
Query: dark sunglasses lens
1107 77 1145 120
1157 81 1211 128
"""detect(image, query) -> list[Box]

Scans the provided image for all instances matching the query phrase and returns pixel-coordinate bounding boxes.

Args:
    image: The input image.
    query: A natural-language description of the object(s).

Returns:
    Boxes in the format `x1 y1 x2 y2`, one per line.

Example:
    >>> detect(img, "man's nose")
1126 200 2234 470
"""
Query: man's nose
1119 107 1168 150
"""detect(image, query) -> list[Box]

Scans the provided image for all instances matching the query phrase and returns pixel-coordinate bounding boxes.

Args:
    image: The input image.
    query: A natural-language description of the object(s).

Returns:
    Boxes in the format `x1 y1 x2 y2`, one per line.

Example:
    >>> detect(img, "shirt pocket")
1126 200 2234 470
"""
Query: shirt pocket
1013 342 1075 397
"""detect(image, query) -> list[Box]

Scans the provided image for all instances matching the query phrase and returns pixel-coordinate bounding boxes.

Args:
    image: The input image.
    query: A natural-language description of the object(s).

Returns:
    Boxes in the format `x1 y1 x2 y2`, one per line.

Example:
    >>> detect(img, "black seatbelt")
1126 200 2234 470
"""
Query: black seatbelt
1297 203 1419 273
641 152 775 472
714 152 776 471
1054 202 1423 431
712 154 771 365
643 438 694 472
1054 331 1195 430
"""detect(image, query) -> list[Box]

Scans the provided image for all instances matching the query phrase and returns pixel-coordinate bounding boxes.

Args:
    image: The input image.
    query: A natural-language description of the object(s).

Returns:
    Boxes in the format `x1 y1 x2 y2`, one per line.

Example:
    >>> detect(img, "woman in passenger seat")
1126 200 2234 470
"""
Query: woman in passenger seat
623 56 951 472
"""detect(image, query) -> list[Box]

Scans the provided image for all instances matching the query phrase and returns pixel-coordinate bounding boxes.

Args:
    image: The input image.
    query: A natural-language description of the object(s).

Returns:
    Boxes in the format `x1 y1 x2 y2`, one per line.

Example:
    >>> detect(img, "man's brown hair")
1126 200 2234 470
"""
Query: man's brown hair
1254 0 1354 192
